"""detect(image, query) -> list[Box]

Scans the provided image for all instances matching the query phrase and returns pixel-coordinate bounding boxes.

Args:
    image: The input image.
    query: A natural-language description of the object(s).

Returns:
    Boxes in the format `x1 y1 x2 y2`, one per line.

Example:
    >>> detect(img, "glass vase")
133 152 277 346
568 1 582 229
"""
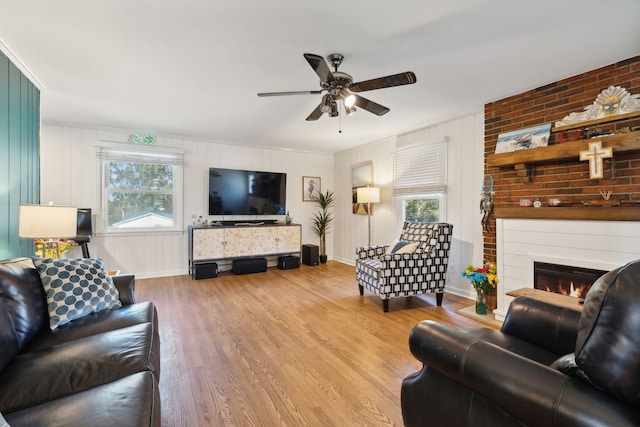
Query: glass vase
475 290 487 315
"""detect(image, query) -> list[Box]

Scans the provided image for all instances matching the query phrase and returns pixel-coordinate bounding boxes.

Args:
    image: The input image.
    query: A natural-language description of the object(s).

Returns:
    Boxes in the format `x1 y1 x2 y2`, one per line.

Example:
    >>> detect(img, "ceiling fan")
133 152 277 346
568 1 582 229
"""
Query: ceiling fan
257 53 417 121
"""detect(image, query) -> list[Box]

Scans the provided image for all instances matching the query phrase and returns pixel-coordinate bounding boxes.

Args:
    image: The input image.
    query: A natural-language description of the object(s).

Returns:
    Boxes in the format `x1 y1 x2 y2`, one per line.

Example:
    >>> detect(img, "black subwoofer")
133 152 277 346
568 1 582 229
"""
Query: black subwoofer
302 244 319 266
192 261 218 280
278 255 300 270
233 257 267 275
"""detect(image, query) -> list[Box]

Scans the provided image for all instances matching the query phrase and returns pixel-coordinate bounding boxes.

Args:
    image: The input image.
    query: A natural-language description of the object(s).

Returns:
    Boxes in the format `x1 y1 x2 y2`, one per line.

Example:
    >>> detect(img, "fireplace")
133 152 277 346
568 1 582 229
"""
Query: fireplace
493 217 639 321
534 262 607 300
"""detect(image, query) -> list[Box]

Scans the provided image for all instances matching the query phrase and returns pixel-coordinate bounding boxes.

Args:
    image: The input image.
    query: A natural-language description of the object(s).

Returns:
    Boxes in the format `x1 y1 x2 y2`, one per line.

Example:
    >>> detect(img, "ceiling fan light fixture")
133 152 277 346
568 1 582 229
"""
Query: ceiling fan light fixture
343 93 356 107
320 94 332 113
345 103 356 116
329 100 339 117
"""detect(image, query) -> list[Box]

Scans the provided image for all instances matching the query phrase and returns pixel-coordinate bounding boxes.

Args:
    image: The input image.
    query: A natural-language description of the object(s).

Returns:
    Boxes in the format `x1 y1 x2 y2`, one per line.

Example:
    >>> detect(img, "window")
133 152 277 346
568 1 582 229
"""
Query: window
393 139 447 222
98 145 183 232
402 194 444 222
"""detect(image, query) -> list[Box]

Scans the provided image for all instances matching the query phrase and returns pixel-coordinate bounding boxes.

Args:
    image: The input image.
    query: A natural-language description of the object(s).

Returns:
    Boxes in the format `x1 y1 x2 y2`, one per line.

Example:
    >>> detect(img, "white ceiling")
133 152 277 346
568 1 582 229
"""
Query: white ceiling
1 1 639 153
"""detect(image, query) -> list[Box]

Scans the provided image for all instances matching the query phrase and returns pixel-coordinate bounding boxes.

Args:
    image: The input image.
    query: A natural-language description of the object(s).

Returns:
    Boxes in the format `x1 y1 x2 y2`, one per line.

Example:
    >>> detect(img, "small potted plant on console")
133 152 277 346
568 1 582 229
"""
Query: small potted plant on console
311 190 335 263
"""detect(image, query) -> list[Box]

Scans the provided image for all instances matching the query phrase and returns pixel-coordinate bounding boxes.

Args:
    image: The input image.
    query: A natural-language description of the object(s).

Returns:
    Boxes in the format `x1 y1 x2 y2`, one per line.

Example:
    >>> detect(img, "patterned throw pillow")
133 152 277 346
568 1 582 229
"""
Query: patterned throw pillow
32 258 122 330
385 240 419 254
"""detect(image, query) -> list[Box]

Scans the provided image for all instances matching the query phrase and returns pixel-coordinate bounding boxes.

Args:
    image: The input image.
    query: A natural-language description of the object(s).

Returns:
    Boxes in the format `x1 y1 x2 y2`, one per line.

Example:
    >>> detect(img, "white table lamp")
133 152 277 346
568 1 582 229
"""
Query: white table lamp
19 204 78 258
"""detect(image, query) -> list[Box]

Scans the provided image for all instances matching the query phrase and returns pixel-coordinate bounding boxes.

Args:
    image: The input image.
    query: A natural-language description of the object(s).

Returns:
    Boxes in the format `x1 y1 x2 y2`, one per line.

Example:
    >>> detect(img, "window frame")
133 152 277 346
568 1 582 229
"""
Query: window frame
97 144 184 235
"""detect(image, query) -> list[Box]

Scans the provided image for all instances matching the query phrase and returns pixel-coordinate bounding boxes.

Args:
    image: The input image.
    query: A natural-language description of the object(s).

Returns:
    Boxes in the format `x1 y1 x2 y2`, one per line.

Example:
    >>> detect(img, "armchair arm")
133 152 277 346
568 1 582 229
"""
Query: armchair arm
111 274 136 305
378 251 420 266
404 320 640 427
355 245 388 260
501 296 581 356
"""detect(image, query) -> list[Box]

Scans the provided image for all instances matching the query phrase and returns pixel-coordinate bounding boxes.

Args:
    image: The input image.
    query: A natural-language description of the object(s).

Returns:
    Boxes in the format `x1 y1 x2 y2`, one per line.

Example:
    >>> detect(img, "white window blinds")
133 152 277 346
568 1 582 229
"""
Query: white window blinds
393 139 447 196
96 145 184 165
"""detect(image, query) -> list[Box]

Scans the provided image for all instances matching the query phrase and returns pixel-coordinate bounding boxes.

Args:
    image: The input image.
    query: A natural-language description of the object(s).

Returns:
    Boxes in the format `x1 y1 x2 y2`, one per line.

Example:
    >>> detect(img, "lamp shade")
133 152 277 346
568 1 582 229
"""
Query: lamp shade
19 205 78 239
357 187 380 204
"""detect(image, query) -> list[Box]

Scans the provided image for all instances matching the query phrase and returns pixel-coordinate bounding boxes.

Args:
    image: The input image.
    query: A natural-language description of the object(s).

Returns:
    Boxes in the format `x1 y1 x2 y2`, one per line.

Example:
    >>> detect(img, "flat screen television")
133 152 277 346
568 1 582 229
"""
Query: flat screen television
209 167 286 216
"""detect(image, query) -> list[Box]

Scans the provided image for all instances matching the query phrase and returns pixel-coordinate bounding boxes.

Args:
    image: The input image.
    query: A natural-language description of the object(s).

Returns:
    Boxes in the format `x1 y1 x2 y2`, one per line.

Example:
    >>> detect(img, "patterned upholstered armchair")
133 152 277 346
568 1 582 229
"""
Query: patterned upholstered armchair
356 222 454 312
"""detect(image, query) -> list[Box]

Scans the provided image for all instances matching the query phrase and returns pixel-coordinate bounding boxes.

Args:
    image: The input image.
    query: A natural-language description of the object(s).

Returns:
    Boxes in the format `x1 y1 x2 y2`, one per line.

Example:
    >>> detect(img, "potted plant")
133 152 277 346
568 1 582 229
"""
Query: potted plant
311 190 335 263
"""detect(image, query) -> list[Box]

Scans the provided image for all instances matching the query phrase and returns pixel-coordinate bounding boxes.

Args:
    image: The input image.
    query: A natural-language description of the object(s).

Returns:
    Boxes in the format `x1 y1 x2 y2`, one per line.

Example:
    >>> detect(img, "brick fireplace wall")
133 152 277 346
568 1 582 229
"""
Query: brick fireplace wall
483 55 640 261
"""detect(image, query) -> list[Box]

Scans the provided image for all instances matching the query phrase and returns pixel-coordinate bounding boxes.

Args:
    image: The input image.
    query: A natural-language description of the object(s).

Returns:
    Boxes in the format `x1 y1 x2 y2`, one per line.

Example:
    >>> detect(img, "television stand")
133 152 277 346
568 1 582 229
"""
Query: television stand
188 223 301 276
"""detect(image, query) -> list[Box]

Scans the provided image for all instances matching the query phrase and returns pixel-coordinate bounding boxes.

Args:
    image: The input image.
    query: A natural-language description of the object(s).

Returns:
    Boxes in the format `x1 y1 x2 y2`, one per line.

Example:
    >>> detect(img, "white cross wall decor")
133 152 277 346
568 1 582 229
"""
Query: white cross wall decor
579 141 613 179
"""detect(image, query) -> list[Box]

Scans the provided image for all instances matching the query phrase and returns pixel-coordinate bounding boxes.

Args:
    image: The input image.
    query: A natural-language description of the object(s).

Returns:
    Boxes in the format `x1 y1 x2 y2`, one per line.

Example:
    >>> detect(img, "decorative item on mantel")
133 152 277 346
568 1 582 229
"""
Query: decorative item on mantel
494 123 551 154
555 86 640 127
579 140 613 179
581 189 621 207
462 263 498 315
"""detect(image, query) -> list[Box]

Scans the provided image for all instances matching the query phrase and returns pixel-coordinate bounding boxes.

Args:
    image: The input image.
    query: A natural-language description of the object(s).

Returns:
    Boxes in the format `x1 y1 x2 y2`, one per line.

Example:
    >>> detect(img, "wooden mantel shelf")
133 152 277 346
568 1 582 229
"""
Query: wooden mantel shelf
487 131 640 168
495 207 640 221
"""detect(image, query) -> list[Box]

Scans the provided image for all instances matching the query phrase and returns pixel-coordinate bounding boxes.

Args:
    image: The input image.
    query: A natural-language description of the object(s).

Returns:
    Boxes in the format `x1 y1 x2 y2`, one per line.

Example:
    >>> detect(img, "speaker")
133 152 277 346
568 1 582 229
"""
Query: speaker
278 255 300 270
192 261 218 280
233 257 267 275
302 244 319 266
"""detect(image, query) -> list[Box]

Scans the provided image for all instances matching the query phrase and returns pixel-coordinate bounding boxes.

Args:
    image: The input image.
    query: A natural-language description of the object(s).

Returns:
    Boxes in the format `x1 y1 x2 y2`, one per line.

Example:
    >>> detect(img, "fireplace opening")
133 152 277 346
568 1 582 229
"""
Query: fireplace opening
534 262 607 300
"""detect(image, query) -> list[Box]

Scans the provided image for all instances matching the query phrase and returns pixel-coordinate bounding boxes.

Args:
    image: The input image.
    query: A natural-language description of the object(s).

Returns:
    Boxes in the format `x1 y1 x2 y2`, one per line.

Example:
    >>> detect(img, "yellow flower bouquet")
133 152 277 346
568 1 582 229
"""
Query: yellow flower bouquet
34 239 78 258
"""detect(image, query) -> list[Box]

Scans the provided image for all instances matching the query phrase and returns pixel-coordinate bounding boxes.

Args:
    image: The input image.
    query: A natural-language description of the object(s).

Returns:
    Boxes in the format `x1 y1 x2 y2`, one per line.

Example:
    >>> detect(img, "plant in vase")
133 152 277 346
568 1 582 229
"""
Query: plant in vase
462 263 498 314
311 190 334 263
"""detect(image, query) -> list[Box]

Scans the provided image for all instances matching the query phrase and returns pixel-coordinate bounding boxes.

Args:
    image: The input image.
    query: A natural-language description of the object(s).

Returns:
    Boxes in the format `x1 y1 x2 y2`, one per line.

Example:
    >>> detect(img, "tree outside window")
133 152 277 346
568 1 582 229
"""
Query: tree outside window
403 195 442 223
107 162 175 228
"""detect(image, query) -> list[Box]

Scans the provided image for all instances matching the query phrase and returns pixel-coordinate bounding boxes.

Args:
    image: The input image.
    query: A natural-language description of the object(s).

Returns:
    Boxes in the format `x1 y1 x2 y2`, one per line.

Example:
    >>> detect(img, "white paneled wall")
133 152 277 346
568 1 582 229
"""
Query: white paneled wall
40 125 333 278
333 112 486 298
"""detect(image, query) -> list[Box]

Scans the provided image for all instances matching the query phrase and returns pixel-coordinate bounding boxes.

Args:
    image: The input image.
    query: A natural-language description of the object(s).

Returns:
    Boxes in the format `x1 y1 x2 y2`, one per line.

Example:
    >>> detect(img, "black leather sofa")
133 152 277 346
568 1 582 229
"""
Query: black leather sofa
0 257 160 426
402 259 640 427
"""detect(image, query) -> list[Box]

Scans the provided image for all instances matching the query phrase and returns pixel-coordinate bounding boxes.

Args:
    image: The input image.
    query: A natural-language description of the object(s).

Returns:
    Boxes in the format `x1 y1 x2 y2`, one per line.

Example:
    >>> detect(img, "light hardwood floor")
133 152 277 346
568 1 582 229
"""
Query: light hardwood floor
135 261 496 427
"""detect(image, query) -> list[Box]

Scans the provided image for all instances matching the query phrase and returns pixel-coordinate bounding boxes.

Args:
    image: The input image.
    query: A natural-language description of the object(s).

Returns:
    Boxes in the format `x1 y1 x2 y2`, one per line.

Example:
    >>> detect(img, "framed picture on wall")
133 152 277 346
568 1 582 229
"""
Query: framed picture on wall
302 176 321 201
351 161 373 215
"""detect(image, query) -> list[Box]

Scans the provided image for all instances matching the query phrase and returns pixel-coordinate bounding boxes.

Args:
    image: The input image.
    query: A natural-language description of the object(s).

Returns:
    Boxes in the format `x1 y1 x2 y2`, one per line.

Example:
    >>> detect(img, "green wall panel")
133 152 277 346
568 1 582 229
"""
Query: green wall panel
0 49 40 259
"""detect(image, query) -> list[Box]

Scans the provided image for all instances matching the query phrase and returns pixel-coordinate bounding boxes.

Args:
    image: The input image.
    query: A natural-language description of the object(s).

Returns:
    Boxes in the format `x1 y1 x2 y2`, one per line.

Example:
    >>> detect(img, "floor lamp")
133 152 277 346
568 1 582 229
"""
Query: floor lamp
357 186 380 246
19 204 78 258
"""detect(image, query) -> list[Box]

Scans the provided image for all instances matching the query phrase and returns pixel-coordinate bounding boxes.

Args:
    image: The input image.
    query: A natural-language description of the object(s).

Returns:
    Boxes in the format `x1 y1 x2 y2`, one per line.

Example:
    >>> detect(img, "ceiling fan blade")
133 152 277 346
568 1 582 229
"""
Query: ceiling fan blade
303 53 335 84
349 71 416 92
353 95 390 116
305 104 324 121
257 90 322 97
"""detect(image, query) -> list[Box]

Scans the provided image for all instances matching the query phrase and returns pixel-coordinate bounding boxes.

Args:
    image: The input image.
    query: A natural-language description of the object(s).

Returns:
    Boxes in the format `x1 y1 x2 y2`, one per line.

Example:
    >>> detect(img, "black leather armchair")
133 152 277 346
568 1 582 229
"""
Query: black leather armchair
402 259 640 427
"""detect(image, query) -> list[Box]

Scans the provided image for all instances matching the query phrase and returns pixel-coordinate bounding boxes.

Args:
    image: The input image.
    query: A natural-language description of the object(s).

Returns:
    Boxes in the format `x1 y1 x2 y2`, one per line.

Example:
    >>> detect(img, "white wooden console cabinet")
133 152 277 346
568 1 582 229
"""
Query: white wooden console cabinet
188 224 301 273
